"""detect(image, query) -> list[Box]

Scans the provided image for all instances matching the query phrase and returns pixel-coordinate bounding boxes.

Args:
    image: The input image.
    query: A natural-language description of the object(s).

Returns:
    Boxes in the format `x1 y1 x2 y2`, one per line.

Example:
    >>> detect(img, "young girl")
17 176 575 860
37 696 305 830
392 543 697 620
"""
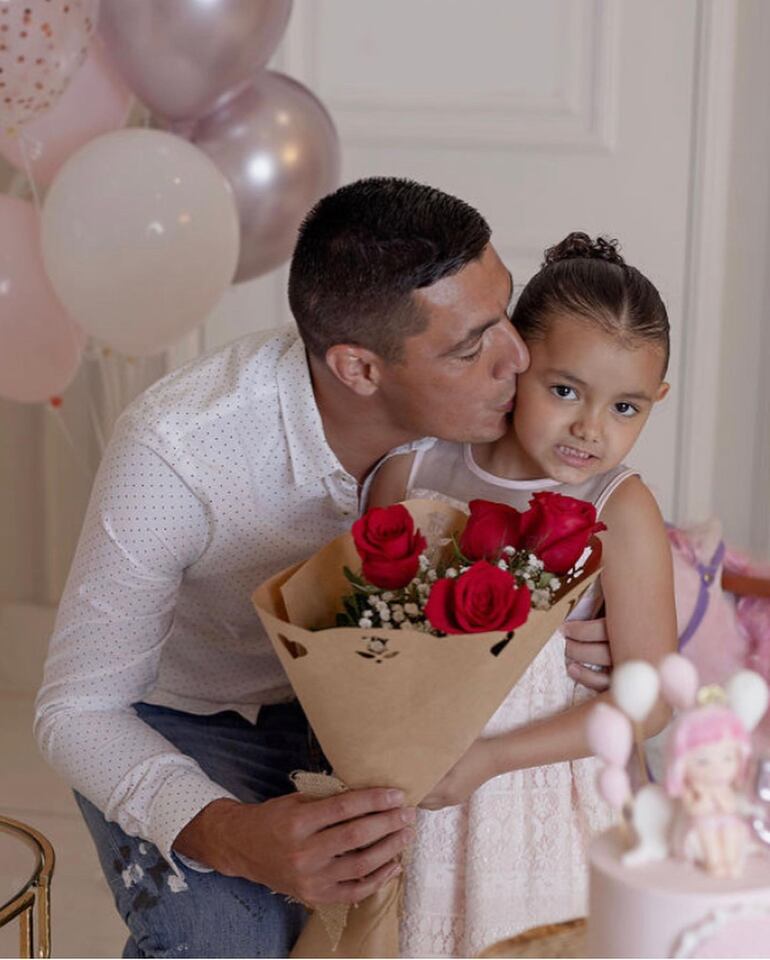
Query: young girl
368 232 678 957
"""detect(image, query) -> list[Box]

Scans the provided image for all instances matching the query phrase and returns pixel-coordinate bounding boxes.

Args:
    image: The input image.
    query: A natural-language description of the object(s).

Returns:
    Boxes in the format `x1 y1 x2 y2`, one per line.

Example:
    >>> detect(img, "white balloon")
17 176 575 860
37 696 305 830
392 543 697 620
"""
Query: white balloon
41 129 240 356
725 670 769 732
659 653 699 711
611 660 660 724
623 783 674 867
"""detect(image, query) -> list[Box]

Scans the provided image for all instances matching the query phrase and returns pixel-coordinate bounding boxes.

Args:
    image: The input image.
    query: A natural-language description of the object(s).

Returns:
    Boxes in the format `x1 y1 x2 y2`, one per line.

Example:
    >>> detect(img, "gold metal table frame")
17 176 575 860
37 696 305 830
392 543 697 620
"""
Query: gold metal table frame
0 815 55 958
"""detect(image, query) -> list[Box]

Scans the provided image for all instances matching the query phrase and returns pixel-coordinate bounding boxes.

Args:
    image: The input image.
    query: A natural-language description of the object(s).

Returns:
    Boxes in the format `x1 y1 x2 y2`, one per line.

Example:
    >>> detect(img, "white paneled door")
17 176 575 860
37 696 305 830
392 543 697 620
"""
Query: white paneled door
205 0 732 526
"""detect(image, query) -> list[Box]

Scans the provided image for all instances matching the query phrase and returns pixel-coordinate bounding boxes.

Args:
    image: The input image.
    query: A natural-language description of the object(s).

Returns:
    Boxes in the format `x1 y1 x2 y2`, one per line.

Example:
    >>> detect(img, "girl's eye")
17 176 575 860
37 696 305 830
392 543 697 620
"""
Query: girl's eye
551 384 577 400
458 343 483 363
614 401 639 417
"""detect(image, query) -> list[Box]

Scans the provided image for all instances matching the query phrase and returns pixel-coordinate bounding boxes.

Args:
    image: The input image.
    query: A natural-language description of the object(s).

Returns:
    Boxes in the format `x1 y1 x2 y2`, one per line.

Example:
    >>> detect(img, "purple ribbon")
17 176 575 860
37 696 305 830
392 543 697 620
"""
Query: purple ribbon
677 540 725 650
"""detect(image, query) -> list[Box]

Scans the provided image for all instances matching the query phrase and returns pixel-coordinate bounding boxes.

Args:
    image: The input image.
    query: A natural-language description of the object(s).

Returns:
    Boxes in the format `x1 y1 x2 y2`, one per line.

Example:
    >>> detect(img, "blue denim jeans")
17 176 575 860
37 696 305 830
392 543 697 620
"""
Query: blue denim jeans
76 700 328 958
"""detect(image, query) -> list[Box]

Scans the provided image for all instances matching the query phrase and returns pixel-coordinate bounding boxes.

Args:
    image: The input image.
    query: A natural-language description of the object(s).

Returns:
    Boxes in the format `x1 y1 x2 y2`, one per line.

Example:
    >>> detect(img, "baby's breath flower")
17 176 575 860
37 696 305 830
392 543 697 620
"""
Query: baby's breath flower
379 607 392 621
419 554 430 571
392 608 405 623
382 592 395 602
497 559 508 570
426 569 437 582
530 589 551 610
550 579 561 592
362 609 373 618
359 617 373 628
404 602 420 617
503 545 516 556
445 567 458 578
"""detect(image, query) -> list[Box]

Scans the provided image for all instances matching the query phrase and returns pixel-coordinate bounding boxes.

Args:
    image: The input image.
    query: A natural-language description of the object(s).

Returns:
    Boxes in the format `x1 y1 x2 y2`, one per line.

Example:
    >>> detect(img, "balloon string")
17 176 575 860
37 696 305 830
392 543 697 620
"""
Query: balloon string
87 390 106 457
47 405 93 482
18 133 41 212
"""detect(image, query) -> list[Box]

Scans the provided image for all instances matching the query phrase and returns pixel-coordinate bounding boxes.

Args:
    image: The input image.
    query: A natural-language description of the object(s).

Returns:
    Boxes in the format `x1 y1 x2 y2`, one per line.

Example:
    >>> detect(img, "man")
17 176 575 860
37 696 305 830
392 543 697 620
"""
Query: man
35 178 611 957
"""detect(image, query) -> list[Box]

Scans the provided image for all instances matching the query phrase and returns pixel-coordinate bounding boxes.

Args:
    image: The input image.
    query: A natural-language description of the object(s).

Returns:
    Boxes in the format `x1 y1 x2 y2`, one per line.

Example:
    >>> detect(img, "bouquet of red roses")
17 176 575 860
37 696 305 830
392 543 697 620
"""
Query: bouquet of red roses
252 494 604 958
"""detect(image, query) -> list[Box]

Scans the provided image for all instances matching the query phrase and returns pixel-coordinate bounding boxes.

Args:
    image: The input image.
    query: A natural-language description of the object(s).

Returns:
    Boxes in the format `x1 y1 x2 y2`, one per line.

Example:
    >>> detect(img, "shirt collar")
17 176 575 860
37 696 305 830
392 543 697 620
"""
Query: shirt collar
277 335 343 487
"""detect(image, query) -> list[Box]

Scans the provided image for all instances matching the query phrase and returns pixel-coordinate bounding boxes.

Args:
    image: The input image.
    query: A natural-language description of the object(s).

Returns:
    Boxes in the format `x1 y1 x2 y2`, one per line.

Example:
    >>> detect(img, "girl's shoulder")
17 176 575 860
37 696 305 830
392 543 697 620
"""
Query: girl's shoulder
366 450 417 507
599 474 669 549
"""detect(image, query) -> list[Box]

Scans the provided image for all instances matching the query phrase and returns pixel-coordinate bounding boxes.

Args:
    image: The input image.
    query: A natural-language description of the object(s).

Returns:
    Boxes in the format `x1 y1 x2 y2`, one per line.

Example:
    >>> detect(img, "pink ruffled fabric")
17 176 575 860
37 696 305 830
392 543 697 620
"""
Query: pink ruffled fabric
669 519 770 744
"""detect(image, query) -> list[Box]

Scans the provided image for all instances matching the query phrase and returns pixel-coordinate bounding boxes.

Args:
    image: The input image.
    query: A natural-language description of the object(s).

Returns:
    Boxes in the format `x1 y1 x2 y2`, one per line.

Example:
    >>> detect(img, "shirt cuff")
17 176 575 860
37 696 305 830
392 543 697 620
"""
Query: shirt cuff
145 768 239 879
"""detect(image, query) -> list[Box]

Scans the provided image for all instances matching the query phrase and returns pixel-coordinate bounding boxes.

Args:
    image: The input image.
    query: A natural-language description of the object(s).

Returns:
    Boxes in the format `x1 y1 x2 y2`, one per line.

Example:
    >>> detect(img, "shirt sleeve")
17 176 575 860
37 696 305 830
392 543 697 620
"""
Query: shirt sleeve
34 421 238 875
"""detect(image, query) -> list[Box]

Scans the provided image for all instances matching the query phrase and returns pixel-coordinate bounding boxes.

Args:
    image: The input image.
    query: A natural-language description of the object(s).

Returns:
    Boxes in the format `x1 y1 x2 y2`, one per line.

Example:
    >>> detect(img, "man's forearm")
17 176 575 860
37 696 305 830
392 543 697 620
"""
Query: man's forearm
174 797 243 874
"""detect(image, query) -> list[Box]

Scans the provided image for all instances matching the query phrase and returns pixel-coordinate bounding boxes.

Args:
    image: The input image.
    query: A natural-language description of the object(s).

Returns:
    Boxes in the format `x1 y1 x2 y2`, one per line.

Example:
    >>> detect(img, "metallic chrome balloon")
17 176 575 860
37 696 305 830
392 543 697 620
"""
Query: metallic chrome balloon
191 71 341 283
98 0 293 123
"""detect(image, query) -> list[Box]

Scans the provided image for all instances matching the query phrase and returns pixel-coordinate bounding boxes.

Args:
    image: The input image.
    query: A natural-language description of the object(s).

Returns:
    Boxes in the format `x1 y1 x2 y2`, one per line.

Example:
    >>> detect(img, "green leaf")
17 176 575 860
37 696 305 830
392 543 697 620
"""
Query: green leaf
343 566 368 587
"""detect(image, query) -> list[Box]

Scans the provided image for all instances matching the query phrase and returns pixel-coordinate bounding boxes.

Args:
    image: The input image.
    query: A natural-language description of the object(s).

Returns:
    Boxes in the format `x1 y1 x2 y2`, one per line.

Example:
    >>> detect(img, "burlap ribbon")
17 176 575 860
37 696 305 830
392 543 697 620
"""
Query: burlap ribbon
290 770 407 956
290 770 351 951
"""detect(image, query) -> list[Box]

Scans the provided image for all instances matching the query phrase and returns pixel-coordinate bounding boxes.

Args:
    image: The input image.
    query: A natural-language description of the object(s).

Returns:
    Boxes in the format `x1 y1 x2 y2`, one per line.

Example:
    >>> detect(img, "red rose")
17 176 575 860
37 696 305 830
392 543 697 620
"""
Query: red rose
425 560 532 635
352 504 427 589
459 499 522 562
518 492 606 574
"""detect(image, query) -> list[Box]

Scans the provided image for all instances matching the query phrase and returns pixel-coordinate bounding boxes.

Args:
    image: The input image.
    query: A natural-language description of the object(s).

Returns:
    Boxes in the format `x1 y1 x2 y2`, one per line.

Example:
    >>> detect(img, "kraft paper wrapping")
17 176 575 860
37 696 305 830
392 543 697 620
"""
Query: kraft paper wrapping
252 500 602 958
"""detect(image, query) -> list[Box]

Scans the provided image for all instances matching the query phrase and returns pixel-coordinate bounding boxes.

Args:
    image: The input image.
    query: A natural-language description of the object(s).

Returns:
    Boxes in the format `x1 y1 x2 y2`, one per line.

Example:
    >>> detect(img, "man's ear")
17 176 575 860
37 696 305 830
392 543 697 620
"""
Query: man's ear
324 344 385 397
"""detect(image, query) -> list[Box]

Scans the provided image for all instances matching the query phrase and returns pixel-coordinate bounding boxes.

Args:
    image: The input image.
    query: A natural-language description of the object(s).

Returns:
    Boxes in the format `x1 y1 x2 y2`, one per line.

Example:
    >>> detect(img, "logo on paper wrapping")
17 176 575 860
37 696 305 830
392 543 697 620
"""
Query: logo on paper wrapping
356 636 399 663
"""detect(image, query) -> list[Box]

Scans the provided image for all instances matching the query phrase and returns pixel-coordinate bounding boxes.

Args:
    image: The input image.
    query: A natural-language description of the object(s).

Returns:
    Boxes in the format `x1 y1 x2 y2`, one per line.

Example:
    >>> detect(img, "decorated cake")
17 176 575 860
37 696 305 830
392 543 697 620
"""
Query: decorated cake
585 654 770 958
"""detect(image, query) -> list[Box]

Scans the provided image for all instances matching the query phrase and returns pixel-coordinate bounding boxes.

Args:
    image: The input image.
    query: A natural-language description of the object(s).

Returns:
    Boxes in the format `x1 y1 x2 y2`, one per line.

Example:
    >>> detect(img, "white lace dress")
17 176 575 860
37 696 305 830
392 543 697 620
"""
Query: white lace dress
399 441 635 958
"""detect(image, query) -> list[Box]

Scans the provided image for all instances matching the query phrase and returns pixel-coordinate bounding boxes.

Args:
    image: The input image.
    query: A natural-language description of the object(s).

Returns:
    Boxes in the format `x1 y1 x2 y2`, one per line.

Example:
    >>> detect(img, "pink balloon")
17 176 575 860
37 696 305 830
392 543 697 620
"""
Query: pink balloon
0 196 83 403
659 653 699 710
598 764 631 809
0 43 133 188
0 0 99 130
586 702 634 766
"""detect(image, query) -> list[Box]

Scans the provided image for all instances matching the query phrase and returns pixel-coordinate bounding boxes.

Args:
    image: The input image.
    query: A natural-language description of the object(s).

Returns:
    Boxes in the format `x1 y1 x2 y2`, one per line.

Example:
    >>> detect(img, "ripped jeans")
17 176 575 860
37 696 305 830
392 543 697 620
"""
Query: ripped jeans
75 700 328 958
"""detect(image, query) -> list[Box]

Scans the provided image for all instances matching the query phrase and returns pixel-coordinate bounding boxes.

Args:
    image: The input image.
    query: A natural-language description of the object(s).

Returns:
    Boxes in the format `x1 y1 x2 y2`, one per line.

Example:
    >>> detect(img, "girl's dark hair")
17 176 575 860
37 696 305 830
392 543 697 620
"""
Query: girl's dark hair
511 231 670 375
288 177 491 362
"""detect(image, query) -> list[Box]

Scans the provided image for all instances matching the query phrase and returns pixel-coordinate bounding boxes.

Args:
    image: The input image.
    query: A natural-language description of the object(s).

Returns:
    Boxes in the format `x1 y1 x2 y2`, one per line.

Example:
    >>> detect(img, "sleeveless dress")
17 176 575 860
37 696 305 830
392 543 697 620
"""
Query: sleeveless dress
400 440 638 958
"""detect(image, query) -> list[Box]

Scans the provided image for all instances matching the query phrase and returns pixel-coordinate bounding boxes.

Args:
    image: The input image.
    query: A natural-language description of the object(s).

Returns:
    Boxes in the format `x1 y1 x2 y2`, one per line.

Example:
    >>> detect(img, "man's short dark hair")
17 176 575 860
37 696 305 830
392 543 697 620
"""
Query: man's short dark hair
288 177 491 362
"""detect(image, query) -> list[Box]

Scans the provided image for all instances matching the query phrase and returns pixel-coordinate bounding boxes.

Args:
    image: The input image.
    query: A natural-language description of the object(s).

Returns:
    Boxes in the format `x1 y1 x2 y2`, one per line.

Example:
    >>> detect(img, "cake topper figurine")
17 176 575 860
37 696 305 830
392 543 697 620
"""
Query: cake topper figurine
587 654 770 877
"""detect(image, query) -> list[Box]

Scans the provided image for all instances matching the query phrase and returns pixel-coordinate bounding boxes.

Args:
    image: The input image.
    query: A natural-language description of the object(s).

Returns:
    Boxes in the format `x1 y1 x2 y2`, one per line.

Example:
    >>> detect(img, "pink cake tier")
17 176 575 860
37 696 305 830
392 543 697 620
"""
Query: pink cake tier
587 827 770 958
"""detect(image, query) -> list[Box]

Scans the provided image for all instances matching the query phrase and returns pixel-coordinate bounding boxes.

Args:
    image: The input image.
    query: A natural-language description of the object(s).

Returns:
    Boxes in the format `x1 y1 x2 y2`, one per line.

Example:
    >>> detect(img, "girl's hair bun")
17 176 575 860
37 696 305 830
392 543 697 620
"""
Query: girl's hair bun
542 231 625 268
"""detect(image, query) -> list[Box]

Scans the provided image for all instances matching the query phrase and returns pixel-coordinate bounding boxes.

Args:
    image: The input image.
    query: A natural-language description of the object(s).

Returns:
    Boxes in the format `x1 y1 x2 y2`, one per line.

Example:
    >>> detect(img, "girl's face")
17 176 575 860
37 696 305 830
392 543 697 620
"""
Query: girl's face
509 313 669 483
684 738 742 792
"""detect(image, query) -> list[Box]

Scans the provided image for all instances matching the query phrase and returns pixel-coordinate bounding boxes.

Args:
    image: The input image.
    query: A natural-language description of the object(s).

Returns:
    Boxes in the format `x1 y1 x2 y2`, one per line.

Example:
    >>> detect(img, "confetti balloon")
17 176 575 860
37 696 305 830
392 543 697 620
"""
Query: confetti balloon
0 0 99 131
0 42 132 187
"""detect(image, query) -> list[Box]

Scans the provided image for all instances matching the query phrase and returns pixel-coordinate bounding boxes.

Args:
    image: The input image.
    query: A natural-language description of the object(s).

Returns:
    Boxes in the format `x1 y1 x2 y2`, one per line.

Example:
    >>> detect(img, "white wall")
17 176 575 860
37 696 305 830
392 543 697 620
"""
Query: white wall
712 0 770 554
1 0 768 619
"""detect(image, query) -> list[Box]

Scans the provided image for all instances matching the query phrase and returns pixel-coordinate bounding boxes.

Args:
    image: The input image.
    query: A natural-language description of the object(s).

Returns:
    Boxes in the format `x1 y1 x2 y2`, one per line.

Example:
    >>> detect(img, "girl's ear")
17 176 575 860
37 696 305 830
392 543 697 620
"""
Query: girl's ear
655 381 670 403
324 344 384 397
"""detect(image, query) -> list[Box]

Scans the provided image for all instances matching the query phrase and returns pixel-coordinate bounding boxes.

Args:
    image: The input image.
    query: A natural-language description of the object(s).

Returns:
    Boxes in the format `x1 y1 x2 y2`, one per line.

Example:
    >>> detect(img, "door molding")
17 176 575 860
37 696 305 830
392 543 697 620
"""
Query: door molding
674 0 738 525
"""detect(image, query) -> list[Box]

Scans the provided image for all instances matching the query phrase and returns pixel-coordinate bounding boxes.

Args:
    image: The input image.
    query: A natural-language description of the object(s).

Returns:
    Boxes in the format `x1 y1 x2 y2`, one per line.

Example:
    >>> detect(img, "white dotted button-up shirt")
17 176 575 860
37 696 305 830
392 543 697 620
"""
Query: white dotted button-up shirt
35 328 431 871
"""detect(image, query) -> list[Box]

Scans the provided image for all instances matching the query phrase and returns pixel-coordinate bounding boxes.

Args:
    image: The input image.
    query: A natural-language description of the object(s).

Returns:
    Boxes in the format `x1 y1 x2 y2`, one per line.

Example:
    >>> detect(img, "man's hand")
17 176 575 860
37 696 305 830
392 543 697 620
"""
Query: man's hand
419 739 500 810
174 789 415 907
563 617 612 691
